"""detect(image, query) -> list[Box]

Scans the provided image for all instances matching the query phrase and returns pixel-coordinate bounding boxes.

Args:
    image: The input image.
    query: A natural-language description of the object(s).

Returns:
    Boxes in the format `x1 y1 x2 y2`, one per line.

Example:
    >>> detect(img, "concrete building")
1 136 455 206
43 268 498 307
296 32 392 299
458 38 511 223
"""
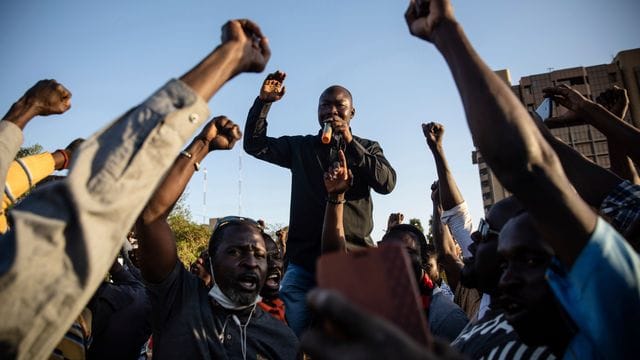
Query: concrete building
473 48 640 214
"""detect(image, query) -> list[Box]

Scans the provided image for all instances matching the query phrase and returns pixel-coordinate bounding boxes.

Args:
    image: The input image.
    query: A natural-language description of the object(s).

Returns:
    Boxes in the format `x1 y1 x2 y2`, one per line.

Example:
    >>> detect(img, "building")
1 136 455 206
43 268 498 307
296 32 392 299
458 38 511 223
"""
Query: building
473 48 640 214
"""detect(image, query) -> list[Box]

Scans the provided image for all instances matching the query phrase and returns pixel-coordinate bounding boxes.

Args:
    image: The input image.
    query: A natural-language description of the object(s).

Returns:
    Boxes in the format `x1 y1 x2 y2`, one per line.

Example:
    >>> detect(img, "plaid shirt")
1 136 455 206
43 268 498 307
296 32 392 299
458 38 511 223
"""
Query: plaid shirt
600 180 640 234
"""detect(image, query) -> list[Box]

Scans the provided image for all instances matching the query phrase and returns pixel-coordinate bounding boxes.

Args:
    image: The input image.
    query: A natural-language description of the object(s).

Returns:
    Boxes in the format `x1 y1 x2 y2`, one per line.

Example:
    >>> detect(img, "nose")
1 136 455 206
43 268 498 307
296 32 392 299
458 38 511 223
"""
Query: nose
499 263 519 290
241 254 260 269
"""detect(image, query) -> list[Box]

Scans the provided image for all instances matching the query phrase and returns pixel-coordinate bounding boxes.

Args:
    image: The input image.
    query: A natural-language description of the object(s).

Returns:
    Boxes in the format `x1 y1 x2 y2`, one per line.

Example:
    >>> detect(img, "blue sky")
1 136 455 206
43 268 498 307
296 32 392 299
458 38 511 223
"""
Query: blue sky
1 0 639 240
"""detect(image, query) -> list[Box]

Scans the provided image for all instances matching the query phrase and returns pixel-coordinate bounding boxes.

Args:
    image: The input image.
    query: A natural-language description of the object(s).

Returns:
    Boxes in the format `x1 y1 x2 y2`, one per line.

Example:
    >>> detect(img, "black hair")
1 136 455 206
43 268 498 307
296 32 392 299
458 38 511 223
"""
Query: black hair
383 224 429 268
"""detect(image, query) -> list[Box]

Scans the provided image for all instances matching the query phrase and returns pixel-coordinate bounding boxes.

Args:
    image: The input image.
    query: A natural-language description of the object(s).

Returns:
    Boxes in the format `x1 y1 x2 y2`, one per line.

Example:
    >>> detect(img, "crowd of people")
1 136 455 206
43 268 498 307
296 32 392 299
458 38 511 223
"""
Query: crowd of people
1 0 638 359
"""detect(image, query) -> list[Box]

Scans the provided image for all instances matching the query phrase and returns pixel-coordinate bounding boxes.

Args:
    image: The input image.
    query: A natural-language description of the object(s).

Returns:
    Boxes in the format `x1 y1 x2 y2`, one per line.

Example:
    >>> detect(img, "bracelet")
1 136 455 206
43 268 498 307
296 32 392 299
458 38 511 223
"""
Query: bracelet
55 149 69 169
327 197 346 205
180 150 200 171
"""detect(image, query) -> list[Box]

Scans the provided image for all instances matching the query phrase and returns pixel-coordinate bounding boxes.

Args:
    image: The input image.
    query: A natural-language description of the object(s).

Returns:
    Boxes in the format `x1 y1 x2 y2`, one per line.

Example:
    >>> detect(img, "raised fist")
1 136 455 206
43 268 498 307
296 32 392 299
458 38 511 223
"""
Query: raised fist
422 122 444 148
221 19 271 74
199 116 242 151
24 79 72 116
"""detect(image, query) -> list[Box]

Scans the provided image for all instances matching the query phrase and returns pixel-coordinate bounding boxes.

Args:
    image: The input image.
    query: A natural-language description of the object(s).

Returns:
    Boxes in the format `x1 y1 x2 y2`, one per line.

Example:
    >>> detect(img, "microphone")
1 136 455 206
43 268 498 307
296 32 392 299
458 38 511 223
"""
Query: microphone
321 120 333 144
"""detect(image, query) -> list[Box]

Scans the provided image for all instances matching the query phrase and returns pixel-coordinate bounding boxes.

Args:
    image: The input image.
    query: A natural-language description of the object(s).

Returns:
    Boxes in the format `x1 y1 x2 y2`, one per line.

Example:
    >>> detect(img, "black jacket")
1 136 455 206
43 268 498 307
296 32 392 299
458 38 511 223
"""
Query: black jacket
244 97 396 272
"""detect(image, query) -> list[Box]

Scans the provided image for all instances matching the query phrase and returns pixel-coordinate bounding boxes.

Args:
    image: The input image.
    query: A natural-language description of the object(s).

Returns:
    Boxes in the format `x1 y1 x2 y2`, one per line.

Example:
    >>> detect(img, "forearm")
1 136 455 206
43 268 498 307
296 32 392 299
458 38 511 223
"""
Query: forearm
580 102 640 163
0 79 209 359
321 194 347 254
432 20 594 265
543 131 622 207
432 201 462 288
141 138 208 223
346 141 396 194
430 144 464 210
2 98 39 130
608 144 640 184
243 97 272 154
179 43 242 102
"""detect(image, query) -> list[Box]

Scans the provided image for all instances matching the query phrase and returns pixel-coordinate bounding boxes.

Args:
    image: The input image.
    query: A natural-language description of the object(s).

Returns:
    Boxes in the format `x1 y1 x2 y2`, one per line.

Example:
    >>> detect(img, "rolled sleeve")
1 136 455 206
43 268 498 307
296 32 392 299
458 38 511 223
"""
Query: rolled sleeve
440 201 474 258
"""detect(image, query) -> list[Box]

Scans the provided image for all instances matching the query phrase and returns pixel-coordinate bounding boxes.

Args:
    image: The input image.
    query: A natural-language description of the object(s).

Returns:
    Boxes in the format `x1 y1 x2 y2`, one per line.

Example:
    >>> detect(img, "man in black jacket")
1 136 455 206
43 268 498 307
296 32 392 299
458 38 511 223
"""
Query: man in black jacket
243 70 396 336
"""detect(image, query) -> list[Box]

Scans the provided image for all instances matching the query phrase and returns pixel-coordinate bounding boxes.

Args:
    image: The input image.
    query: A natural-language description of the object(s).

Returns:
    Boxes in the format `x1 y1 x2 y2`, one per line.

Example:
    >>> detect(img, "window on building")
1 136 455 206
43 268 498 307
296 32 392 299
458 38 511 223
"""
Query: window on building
479 168 488 176
571 125 590 142
593 141 608 154
608 72 617 82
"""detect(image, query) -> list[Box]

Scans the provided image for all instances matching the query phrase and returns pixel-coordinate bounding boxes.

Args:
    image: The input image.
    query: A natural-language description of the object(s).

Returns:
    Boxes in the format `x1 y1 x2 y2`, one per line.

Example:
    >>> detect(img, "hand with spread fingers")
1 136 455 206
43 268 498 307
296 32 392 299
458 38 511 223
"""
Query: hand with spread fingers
198 116 242 151
259 71 286 103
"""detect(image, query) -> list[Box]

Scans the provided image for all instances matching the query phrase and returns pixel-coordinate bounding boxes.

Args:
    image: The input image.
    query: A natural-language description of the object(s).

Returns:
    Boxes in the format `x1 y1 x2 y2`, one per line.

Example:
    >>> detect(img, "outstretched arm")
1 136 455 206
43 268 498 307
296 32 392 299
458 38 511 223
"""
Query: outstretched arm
138 117 241 283
321 150 352 254
423 122 473 257
430 182 463 289
544 84 640 170
243 71 293 168
0 19 269 359
2 79 71 130
595 87 640 184
406 0 594 266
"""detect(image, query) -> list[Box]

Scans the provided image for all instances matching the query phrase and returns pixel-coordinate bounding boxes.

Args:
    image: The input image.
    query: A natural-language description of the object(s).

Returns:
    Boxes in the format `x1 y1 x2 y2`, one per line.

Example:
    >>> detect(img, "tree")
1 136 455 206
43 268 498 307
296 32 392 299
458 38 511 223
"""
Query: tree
167 194 211 266
409 218 424 233
16 143 43 159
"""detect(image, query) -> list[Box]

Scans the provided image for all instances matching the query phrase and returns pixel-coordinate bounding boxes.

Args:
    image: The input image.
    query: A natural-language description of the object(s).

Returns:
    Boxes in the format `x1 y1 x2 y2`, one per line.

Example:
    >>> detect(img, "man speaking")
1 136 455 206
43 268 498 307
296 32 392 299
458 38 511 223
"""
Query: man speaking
243 71 396 336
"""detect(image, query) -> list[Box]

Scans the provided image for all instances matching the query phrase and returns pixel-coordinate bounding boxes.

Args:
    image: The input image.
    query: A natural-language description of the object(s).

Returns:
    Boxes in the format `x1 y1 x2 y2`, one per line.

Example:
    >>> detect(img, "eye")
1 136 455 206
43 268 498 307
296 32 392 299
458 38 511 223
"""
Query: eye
227 248 241 257
254 251 266 260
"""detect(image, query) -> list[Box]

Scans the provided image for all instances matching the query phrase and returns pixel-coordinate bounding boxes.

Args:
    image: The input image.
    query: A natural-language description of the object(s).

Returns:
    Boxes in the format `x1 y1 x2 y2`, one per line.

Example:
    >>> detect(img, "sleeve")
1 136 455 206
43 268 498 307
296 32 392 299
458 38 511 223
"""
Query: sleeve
243 97 293 169
0 79 210 360
440 201 474 258
345 139 396 194
599 179 640 234
146 261 187 329
0 122 25 234
3 152 56 211
546 217 640 359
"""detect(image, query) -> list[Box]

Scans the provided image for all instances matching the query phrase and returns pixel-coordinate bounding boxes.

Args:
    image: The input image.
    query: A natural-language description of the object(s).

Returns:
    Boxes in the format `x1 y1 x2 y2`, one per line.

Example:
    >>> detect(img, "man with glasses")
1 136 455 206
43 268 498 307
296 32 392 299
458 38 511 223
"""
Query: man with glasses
446 197 554 359
137 118 298 359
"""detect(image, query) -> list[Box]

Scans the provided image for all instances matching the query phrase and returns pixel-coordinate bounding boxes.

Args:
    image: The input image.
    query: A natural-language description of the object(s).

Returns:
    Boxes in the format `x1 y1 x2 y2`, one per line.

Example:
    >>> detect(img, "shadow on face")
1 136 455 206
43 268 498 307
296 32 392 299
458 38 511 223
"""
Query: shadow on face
210 223 268 306
498 213 574 350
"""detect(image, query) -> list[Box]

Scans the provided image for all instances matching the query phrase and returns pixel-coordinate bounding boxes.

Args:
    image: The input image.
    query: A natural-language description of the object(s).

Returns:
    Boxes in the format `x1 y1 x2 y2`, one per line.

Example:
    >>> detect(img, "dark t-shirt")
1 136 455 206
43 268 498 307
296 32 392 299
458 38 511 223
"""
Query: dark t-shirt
450 307 554 359
147 262 299 360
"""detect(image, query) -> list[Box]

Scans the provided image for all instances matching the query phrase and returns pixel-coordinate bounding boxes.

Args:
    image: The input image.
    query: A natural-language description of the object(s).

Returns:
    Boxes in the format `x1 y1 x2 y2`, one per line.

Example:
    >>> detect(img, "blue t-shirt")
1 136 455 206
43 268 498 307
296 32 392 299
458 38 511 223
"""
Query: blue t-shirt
547 217 640 359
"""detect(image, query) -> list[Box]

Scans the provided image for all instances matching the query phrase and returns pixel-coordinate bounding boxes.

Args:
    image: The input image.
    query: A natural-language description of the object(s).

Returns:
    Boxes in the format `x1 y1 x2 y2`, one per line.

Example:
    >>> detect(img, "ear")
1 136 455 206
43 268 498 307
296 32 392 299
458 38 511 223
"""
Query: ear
350 107 356 119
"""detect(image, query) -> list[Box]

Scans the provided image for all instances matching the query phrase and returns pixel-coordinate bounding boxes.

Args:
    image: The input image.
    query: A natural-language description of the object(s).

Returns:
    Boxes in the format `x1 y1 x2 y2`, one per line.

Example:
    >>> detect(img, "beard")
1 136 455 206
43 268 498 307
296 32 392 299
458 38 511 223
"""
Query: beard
224 286 259 306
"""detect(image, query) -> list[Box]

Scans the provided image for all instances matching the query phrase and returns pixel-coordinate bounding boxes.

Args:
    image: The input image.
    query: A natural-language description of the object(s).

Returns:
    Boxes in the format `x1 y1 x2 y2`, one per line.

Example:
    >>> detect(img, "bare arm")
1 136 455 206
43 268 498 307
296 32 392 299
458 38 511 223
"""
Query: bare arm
2 80 71 130
179 20 270 101
544 85 640 170
430 182 463 289
423 123 464 210
138 117 241 283
406 0 595 266
321 150 352 254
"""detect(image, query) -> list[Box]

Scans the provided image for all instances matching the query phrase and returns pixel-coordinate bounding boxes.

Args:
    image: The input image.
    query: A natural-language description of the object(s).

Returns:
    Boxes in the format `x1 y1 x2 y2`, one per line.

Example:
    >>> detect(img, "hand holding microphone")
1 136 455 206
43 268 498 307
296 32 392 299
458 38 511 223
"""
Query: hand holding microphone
322 118 333 144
